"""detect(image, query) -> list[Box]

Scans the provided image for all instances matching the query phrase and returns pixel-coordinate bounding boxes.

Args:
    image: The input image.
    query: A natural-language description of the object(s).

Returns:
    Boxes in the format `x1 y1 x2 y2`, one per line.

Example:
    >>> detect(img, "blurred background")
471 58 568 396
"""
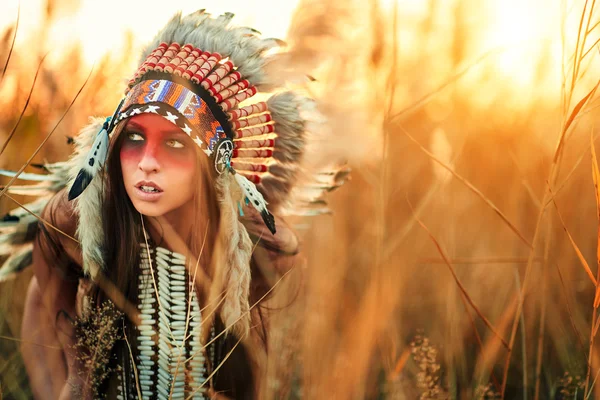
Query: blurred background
2 0 600 398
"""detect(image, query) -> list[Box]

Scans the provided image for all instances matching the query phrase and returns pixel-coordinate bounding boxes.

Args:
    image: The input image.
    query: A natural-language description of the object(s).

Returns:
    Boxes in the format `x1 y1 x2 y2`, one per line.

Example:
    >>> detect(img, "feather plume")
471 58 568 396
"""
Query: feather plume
268 92 308 163
66 117 108 278
280 163 351 217
1 183 55 196
269 163 299 181
1 197 48 224
234 172 276 234
68 118 110 201
0 212 38 249
139 12 286 90
0 160 72 196
259 174 293 208
0 169 61 181
0 244 33 282
0 197 48 260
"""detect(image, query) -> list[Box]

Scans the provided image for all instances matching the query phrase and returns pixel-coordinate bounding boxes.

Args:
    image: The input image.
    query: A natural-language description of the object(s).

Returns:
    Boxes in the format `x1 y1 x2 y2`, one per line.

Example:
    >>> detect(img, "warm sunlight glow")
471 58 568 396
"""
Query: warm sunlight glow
481 0 561 86
1 0 596 110
1 0 299 65
378 0 578 108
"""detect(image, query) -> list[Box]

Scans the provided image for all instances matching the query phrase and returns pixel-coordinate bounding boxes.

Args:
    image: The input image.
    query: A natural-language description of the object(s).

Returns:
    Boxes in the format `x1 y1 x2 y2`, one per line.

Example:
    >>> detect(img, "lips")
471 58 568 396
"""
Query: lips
135 180 163 192
133 180 164 202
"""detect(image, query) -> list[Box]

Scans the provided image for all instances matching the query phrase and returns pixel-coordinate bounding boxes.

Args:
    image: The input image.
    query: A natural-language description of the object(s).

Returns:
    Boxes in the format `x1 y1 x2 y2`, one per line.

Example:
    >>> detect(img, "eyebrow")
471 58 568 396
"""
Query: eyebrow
126 120 186 135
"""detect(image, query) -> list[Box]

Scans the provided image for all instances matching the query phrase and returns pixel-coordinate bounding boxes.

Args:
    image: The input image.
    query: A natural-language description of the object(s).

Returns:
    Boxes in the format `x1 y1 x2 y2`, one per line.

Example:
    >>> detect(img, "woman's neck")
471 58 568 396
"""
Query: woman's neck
145 210 213 296
163 200 194 242
146 199 208 251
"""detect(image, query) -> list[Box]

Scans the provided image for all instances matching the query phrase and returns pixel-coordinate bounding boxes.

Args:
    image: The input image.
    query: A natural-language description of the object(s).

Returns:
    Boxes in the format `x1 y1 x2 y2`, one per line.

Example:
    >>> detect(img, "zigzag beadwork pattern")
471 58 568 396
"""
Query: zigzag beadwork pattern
119 79 226 155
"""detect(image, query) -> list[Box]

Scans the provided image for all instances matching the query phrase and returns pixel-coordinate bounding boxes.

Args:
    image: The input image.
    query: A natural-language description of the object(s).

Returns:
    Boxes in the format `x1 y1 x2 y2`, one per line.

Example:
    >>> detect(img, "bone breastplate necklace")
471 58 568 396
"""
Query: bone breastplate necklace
117 243 211 400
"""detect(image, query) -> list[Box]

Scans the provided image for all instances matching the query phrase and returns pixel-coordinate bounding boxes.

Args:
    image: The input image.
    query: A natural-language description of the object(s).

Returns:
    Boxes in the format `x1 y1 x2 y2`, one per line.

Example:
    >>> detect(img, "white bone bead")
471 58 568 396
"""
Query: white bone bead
157 383 170 399
139 369 155 377
140 379 152 387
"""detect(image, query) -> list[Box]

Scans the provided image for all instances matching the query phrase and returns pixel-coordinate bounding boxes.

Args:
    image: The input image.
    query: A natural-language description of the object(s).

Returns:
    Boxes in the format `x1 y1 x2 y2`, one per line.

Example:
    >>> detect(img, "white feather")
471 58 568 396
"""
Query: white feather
234 173 269 214
84 123 109 178
0 169 61 182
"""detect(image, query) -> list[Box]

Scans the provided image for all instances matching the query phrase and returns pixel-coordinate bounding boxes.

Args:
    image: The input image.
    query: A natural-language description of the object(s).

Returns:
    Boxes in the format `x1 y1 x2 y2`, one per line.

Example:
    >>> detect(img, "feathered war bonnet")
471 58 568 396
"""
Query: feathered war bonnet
67 10 314 335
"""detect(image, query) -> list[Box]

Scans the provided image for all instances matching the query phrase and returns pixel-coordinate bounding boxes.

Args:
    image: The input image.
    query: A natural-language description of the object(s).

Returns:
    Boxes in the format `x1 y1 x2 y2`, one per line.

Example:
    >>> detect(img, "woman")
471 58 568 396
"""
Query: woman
16 10 318 399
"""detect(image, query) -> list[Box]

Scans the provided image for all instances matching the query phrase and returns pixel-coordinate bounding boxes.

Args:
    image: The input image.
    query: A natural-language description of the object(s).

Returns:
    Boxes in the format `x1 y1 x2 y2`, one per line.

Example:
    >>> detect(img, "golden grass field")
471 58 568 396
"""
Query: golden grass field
2 0 600 398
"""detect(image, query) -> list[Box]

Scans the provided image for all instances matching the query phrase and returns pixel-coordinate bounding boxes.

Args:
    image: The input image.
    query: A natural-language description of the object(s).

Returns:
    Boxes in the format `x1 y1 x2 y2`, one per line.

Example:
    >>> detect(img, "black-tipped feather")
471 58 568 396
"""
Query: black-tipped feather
68 169 93 201
261 211 276 235
67 119 110 201
1 214 19 223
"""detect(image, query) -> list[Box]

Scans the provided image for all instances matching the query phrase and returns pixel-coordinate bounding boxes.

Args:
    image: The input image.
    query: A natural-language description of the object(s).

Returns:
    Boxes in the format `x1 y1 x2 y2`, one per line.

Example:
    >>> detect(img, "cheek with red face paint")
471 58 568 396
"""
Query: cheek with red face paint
117 113 201 220
119 130 199 219
119 135 195 169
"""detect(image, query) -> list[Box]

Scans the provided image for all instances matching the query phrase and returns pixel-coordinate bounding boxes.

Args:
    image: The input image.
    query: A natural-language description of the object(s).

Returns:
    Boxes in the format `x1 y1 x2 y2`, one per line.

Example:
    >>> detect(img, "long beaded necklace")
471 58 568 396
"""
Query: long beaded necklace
116 243 211 399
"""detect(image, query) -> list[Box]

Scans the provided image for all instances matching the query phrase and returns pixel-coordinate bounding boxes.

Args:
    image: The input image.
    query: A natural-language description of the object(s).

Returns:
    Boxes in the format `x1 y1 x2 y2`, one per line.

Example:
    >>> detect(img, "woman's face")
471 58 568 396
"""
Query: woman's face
120 113 197 218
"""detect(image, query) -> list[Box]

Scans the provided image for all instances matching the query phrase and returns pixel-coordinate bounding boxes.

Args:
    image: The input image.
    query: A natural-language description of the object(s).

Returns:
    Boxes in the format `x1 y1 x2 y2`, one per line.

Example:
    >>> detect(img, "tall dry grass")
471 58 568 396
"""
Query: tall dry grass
2 0 600 399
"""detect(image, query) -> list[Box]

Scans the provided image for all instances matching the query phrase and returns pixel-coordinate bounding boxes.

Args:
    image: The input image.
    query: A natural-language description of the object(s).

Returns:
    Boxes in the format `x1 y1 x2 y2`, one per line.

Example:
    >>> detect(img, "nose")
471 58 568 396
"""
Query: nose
138 144 160 173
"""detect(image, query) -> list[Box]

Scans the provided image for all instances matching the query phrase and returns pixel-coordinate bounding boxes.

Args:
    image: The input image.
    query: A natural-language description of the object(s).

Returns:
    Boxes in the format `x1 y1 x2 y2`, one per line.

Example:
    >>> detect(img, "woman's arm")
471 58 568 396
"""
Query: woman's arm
21 277 67 399
20 190 83 399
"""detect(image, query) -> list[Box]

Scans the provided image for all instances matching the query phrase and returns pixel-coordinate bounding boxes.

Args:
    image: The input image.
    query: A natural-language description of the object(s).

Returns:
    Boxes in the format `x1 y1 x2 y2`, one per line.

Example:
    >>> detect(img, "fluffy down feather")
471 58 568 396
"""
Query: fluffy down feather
259 174 293 211
279 164 351 218
268 92 307 164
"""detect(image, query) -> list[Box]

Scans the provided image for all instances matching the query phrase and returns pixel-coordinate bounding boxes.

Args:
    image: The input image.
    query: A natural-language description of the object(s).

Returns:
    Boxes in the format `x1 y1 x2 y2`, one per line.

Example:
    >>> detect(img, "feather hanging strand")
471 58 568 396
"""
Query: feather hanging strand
233 170 276 234
68 118 110 201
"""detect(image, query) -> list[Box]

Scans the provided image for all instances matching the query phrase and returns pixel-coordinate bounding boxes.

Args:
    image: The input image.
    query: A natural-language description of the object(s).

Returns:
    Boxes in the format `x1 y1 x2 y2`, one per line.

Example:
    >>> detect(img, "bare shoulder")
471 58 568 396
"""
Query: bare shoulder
32 188 81 324
38 188 82 266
